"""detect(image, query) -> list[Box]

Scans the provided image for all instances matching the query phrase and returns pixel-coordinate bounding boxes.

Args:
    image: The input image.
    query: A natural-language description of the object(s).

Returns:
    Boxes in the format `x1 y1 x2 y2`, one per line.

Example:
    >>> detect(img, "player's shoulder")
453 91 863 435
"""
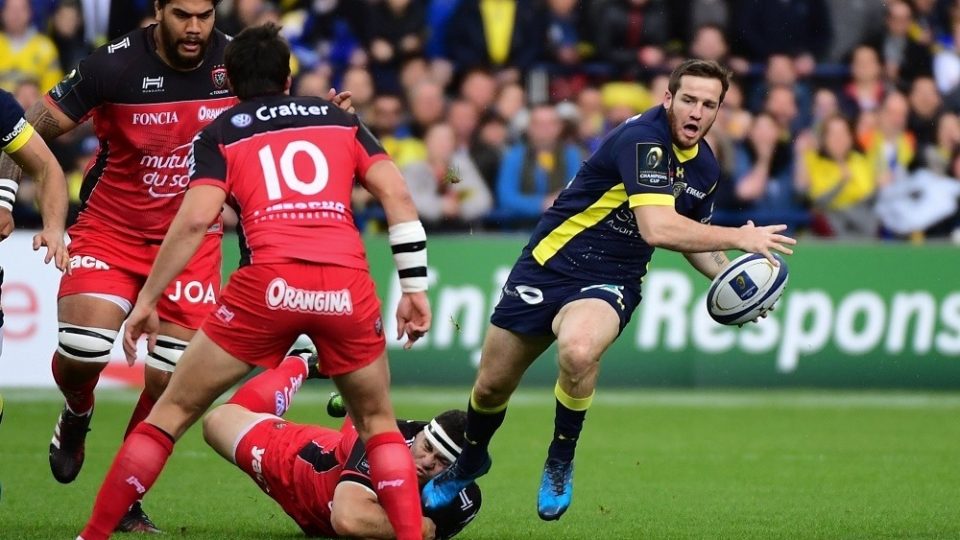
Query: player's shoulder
206 95 357 143
81 27 150 72
0 88 20 111
620 106 670 139
0 89 25 132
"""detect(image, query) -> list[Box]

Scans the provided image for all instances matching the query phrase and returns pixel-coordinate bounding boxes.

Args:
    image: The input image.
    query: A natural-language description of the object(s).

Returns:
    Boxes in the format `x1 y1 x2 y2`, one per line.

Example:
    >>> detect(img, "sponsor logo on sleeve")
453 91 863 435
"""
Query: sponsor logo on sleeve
2 118 27 143
49 69 82 101
635 143 669 187
107 37 130 53
231 113 252 128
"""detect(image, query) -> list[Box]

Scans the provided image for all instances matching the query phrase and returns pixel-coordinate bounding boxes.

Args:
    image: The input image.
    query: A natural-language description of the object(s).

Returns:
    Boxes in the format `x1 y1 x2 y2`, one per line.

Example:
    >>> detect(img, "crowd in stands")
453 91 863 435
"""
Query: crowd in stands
6 0 960 241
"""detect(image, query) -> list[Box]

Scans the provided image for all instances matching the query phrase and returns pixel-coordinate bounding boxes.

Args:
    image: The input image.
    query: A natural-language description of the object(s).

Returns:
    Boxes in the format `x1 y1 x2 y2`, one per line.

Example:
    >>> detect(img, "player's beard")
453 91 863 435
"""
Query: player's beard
157 22 209 70
667 105 710 150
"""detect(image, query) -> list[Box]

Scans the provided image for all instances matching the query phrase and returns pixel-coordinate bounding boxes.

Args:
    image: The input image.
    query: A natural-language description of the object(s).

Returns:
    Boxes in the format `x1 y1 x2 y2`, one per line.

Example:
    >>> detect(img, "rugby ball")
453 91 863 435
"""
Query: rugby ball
706 253 788 326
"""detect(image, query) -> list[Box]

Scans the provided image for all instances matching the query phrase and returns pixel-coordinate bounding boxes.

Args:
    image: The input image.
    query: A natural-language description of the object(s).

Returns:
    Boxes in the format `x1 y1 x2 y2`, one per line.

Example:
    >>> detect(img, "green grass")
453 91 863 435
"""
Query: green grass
1 387 959 539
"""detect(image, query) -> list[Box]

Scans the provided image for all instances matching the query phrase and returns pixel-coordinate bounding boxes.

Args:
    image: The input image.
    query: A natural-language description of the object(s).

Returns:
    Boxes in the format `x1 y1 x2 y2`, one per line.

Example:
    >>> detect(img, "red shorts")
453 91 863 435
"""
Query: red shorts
234 417 341 537
202 263 385 375
60 224 221 330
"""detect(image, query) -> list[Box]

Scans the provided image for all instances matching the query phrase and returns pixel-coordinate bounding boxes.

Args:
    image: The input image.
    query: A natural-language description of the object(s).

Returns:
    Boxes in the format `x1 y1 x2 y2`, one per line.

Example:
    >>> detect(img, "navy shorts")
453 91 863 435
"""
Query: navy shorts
490 255 642 336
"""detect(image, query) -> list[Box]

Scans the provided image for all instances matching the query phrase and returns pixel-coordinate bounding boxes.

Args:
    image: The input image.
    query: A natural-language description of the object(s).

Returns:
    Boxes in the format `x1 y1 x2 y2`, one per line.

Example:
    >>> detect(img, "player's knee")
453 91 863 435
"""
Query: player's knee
57 323 118 363
145 336 190 373
201 407 225 444
557 336 601 375
330 506 361 537
472 379 510 407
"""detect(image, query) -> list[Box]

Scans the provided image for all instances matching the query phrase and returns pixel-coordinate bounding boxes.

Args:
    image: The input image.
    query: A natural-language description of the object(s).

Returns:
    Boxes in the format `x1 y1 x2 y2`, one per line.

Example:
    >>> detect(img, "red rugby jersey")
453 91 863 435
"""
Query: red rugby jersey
46 25 237 241
189 95 389 268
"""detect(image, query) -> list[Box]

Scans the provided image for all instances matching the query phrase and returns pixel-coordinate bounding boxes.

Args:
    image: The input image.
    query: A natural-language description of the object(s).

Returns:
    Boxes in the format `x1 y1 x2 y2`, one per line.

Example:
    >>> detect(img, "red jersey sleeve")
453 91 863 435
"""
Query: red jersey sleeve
354 117 389 178
188 128 228 191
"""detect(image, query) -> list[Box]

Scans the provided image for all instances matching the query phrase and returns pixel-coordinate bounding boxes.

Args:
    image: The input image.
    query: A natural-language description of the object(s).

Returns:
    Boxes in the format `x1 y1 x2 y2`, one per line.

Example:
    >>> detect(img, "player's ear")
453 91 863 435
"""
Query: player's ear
284 76 292 95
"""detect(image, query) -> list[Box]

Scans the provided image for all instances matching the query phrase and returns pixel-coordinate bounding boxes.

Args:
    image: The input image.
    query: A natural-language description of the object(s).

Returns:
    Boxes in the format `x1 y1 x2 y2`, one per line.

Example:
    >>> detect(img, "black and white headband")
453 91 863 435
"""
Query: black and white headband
423 419 462 463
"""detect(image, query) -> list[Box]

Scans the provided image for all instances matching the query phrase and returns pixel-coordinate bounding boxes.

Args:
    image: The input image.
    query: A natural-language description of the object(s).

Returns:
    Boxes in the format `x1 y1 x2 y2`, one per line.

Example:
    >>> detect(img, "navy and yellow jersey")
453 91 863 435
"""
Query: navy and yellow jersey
522 106 719 284
0 89 35 155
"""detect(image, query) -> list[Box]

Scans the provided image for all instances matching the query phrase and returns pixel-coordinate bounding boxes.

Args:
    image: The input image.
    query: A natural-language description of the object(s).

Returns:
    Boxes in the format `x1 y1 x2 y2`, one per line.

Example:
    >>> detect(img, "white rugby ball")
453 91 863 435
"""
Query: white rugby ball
706 253 788 326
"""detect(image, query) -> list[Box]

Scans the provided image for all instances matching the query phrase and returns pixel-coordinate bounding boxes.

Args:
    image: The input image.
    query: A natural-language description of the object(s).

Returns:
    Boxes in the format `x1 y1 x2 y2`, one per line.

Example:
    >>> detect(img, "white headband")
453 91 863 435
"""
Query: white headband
423 419 462 463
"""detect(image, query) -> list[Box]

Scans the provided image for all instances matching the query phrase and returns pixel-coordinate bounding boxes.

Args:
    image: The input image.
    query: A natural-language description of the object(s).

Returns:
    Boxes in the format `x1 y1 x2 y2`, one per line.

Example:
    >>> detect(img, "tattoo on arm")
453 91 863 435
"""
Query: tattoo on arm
0 151 23 182
26 102 70 140
711 251 727 269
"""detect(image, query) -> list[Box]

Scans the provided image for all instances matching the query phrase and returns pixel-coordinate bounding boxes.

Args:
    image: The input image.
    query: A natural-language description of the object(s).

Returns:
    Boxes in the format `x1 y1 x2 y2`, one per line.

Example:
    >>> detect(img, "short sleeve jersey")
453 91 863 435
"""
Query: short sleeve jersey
45 25 238 241
188 95 389 268
1 89 34 154
523 106 720 284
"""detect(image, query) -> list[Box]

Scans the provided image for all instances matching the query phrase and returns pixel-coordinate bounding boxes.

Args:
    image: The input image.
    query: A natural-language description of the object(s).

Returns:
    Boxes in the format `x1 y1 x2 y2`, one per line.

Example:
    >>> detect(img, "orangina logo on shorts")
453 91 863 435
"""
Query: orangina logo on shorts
264 278 354 315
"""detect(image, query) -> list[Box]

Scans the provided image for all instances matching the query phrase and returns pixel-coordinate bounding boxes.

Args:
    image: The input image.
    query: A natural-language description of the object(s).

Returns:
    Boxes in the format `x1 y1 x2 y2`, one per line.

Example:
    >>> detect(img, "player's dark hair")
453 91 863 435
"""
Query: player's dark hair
433 409 467 452
668 59 731 104
156 0 220 9
224 22 290 100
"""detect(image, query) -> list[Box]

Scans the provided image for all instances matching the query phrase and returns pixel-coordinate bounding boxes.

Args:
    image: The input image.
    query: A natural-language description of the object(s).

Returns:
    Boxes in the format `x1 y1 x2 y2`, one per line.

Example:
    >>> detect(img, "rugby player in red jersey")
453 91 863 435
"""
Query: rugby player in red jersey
0 1 350 531
201 351 481 539
77 23 431 540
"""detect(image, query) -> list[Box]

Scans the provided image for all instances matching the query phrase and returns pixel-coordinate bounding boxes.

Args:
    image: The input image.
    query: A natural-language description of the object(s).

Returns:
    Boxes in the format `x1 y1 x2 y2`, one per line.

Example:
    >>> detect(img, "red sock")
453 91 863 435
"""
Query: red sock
122 391 157 440
366 431 422 540
79 422 174 540
226 355 308 416
52 353 98 415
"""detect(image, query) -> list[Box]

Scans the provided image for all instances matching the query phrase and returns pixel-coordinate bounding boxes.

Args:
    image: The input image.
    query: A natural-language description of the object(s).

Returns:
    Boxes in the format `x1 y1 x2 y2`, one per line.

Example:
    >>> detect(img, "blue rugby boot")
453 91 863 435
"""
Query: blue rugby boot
422 455 492 510
537 457 574 521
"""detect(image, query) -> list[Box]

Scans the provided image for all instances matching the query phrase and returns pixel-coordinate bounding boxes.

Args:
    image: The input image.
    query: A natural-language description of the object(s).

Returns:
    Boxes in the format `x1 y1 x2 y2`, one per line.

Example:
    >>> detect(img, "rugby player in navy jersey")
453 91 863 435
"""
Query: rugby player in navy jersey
422 59 797 521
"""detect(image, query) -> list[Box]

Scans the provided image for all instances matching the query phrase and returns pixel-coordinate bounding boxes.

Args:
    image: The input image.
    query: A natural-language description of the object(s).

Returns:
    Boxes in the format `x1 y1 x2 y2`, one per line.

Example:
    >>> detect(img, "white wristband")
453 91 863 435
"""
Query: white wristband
0 179 17 212
388 221 428 293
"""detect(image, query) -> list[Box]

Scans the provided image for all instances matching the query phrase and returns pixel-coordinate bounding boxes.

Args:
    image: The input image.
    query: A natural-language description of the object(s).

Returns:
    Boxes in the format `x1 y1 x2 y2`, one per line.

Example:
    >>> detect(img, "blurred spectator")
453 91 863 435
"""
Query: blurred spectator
600 81 653 127
907 76 944 147
292 66 332 97
934 16 960 109
824 0 886 63
795 115 880 237
365 0 427 92
285 0 362 71
732 0 832 75
425 0 460 59
684 0 729 39
473 111 509 191
688 23 749 74
809 87 840 133
875 149 960 239
0 0 62 92
917 111 960 174
839 45 888 118
443 0 547 79
49 0 92 73
459 69 498 114
748 54 813 128
592 0 673 77
715 79 752 143
368 93 426 169
341 66 375 120
12 77 40 109
863 91 916 185
722 112 804 228
545 0 580 65
868 0 934 86
407 79 446 138
496 104 581 223
763 84 801 140
403 123 493 230
574 86 605 152
217 0 266 35
494 83 529 142
447 98 479 151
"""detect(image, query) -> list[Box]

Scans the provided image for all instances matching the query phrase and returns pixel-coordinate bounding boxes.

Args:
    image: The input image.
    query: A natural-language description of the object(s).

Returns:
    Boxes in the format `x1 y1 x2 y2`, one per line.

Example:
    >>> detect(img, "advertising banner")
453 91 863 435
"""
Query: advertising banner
3 232 959 388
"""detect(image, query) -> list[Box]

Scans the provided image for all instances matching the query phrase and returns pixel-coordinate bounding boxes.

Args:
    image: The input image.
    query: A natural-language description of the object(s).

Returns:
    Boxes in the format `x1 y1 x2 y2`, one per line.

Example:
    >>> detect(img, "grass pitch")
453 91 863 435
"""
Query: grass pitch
0 387 958 539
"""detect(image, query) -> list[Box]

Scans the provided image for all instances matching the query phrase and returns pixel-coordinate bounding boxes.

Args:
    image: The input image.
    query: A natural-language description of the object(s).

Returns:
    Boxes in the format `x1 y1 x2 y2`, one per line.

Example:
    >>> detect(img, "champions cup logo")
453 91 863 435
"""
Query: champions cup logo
646 147 663 169
265 278 353 315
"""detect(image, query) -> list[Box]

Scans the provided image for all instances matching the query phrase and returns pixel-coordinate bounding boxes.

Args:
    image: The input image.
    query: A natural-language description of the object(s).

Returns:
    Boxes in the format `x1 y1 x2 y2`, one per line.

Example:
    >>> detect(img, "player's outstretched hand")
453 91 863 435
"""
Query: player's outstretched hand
33 226 69 272
737 220 796 265
0 208 13 242
396 291 431 350
123 301 160 366
326 88 354 114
